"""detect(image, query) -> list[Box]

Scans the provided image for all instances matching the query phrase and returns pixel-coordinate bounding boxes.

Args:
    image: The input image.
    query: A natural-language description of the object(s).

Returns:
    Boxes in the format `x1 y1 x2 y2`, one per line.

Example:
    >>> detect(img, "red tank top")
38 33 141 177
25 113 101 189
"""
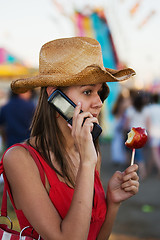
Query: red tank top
1 143 107 240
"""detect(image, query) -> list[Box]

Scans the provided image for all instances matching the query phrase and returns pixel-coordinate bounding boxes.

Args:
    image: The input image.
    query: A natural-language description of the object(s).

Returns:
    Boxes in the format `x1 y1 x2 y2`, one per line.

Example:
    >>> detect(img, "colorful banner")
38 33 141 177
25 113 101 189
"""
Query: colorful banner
75 12 95 38
0 48 36 78
0 48 18 64
74 10 121 138
130 1 141 16
138 10 156 29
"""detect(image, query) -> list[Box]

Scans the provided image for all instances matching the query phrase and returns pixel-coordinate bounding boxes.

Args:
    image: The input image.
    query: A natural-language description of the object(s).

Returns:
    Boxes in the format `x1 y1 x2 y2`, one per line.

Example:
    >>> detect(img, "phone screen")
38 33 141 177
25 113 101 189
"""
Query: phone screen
50 93 75 119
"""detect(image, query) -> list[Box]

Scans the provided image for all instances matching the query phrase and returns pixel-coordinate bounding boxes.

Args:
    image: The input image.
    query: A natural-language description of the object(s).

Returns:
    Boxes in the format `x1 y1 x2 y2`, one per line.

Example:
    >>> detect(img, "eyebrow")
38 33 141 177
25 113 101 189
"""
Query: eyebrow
80 84 96 87
80 84 103 90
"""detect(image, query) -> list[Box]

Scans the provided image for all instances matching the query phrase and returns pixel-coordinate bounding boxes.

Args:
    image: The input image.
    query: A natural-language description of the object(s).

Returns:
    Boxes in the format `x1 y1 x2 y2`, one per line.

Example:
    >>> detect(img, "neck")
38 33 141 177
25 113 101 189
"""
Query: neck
57 116 75 149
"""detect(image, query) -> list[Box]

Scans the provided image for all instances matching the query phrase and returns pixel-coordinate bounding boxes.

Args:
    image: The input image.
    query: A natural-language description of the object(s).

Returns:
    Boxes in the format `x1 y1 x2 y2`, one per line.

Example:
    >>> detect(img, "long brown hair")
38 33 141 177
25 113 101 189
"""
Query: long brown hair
30 87 100 187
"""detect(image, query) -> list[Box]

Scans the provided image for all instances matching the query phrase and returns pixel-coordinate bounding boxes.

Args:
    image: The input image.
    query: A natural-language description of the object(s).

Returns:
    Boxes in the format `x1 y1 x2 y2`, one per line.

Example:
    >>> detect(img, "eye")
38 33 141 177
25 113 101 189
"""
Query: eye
83 90 92 96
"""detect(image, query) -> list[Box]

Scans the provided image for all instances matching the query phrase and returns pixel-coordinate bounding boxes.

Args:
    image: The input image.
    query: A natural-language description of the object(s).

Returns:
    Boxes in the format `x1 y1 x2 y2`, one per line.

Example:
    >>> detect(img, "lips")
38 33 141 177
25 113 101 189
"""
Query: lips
92 113 99 118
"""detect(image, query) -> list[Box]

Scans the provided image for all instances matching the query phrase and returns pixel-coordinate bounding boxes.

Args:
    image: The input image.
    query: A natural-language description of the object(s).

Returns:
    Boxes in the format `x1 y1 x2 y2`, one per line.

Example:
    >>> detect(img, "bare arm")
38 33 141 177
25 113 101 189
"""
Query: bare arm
97 165 139 240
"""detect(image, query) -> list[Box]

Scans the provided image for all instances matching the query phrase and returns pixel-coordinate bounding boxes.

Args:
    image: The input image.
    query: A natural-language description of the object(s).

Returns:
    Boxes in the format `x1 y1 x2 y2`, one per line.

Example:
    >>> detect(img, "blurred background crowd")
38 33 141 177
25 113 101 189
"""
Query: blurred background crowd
110 90 160 180
0 0 160 239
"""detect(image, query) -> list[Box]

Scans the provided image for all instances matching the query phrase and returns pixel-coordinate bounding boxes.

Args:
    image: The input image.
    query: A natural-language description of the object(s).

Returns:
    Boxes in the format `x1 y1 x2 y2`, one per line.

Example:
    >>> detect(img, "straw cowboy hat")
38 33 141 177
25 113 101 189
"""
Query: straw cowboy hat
11 37 136 94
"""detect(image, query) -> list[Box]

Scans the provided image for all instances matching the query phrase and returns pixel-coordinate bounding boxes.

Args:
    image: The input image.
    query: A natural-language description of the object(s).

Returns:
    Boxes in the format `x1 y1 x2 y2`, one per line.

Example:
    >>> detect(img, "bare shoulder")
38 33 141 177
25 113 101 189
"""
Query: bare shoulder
4 145 27 158
3 145 31 167
3 145 40 180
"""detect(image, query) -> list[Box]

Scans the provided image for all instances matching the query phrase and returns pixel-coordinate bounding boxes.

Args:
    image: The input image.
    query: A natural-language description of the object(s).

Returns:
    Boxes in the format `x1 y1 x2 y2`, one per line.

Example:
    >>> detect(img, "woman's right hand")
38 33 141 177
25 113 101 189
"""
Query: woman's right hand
69 102 98 167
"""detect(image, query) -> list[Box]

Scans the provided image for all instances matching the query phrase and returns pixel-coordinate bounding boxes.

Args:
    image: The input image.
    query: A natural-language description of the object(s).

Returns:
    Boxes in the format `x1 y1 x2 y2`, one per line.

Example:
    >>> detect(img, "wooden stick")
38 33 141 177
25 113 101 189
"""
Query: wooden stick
131 148 135 166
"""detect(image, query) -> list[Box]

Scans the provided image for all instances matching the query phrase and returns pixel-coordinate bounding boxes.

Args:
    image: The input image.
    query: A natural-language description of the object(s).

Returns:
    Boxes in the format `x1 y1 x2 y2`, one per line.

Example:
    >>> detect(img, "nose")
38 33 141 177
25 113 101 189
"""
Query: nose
92 94 103 109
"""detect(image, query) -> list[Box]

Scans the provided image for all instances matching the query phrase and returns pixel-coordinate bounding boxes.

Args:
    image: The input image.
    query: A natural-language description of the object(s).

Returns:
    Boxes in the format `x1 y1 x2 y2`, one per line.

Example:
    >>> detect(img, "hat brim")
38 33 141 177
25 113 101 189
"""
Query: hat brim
11 65 136 94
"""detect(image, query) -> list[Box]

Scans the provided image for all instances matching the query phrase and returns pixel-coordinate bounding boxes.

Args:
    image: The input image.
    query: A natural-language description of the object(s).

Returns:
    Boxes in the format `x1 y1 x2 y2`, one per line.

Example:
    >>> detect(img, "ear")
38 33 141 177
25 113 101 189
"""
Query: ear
46 87 57 97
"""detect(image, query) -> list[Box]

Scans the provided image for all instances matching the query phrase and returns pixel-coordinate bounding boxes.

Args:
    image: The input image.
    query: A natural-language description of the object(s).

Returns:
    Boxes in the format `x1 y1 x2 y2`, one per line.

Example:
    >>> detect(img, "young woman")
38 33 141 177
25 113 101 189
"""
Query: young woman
1 37 139 240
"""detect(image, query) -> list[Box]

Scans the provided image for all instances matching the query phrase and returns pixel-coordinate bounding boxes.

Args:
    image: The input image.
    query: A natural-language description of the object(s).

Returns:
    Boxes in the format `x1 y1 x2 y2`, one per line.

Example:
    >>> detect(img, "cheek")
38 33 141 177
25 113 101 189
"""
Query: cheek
65 91 78 103
71 98 88 111
65 90 89 111
81 103 90 112
69 95 88 111
66 92 83 107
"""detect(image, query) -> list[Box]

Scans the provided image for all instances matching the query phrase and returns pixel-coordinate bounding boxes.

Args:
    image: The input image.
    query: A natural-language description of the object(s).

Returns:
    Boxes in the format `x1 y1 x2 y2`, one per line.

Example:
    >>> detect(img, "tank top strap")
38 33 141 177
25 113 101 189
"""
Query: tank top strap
17 143 45 186
21 143 60 186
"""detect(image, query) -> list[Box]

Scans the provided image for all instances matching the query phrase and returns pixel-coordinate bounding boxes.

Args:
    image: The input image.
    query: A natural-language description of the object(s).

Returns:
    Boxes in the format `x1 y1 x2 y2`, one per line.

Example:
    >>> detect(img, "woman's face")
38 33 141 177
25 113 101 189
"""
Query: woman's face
64 83 103 119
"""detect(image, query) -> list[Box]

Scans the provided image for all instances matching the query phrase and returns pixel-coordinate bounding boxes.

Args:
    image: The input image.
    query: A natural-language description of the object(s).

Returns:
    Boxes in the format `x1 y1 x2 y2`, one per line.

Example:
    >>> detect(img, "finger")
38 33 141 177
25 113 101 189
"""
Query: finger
124 164 138 175
83 116 99 125
73 102 81 122
82 121 94 134
123 171 139 182
67 123 72 129
121 179 139 189
72 102 82 136
74 112 93 134
82 117 98 132
123 184 139 194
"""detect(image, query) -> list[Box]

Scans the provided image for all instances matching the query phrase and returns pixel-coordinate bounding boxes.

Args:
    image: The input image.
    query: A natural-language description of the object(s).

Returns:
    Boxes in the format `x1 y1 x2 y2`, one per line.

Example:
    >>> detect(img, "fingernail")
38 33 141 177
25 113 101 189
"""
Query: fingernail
78 102 81 106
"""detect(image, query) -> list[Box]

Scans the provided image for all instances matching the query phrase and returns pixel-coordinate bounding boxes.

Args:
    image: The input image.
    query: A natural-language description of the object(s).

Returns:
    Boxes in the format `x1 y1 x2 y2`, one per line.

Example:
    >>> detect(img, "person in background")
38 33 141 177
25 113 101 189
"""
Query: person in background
146 93 160 177
1 37 139 240
124 92 148 180
111 92 131 170
0 90 36 148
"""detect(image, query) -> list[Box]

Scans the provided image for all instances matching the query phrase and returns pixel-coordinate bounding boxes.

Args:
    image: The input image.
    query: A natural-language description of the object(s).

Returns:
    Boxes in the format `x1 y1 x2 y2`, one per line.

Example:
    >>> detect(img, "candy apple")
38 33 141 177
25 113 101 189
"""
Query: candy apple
125 127 148 149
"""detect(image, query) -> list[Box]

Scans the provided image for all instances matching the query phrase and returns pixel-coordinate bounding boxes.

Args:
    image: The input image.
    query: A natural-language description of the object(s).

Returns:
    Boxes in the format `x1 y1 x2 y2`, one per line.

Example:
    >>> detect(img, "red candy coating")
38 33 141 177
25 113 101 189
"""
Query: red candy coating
125 127 148 149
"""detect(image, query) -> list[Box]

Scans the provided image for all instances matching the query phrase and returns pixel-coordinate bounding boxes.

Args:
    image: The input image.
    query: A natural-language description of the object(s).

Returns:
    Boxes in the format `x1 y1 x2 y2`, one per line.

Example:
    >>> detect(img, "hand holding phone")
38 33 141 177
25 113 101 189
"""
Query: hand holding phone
48 89 102 141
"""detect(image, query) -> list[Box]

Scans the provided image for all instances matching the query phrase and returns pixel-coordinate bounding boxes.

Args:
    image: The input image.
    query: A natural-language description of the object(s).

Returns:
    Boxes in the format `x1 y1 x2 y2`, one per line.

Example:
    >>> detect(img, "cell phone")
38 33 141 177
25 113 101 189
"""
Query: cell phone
48 89 102 141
